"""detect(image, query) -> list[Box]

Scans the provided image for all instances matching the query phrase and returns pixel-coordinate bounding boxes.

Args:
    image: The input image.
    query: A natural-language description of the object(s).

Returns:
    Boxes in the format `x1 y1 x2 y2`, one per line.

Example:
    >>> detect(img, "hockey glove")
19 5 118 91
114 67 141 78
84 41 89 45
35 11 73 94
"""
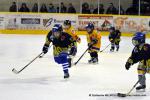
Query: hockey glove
88 43 93 49
92 39 98 44
69 46 77 56
42 44 49 54
125 62 131 70
109 38 114 43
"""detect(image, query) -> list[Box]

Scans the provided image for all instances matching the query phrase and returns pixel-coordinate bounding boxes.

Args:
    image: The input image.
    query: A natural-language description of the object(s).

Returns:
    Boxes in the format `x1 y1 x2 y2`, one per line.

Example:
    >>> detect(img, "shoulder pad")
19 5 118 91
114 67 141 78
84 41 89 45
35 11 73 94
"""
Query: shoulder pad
143 43 150 51
133 46 139 53
62 32 72 37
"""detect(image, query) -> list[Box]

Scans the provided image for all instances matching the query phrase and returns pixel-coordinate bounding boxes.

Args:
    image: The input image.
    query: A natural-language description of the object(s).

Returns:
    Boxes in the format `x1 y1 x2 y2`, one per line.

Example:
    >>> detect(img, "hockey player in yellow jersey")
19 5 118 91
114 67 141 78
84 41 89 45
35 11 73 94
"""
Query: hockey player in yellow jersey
86 23 101 64
63 20 81 66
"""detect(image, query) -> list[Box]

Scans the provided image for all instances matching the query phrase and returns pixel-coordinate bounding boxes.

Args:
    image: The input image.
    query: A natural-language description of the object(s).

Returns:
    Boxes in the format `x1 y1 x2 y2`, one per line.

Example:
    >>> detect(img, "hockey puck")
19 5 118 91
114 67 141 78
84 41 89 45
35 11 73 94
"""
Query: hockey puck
117 93 127 97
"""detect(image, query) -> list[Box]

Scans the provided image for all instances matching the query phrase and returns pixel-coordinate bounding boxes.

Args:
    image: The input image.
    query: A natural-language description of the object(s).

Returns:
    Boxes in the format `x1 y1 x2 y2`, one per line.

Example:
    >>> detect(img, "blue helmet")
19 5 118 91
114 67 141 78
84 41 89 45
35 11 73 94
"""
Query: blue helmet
86 23 94 30
52 24 63 33
132 32 145 46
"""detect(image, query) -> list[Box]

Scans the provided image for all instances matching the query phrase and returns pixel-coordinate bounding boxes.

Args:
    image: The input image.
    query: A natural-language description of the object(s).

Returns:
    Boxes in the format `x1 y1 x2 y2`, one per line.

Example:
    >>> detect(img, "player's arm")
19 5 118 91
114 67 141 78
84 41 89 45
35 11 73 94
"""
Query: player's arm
108 34 114 42
125 46 148 70
68 36 76 48
42 31 52 54
72 30 81 43
88 35 99 48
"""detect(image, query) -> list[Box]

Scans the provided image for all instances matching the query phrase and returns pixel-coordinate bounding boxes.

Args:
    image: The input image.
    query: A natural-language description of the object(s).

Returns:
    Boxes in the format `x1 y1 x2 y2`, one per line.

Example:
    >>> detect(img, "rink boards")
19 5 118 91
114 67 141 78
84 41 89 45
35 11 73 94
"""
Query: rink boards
0 12 150 37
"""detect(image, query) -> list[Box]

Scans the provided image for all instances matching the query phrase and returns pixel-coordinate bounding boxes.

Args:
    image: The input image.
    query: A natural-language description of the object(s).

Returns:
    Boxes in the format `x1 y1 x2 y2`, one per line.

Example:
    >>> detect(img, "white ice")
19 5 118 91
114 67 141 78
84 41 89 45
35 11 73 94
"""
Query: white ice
0 34 150 100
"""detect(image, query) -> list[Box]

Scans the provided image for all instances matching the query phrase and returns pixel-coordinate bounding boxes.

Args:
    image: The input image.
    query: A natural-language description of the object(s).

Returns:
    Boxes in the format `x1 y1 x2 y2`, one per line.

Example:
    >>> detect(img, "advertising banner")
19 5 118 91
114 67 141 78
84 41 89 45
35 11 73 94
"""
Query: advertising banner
41 14 78 30
1 13 150 34
0 15 5 29
78 15 113 31
114 16 150 32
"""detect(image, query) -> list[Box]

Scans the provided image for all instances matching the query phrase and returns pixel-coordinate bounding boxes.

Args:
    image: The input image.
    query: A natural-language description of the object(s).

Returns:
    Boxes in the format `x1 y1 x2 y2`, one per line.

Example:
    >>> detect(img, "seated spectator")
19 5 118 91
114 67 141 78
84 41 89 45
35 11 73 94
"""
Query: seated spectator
90 5 94 13
82 2 91 14
145 6 150 16
19 3 30 12
57 7 59 13
60 2 67 13
126 4 138 15
48 3 56 13
40 4 48 13
68 3 76 13
106 3 117 14
32 3 38 12
9 2 17 12
93 4 104 14
117 5 125 15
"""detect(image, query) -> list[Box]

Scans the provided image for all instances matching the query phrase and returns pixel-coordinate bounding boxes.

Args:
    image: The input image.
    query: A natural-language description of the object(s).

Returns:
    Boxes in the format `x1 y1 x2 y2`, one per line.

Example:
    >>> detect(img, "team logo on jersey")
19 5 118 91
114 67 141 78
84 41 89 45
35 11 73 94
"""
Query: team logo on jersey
61 35 66 41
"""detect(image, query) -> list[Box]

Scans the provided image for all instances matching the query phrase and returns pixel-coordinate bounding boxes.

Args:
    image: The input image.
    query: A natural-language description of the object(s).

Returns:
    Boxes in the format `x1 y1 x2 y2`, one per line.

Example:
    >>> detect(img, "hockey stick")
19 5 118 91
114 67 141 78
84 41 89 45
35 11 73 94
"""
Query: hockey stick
117 73 146 97
74 47 90 65
39 53 45 58
12 52 44 74
100 43 111 52
39 44 52 58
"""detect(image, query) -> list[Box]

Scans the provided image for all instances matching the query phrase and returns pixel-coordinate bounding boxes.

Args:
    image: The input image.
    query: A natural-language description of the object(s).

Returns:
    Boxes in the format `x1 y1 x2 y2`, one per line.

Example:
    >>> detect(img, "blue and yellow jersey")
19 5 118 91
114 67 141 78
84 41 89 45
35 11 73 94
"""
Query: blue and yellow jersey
127 43 150 66
64 26 81 43
109 30 121 42
86 30 101 51
45 31 74 56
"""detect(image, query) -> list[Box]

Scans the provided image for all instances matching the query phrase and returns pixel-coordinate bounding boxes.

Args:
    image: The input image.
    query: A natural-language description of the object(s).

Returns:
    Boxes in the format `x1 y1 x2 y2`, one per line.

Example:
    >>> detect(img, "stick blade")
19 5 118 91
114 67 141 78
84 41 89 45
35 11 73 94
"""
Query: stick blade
12 68 19 74
117 93 127 97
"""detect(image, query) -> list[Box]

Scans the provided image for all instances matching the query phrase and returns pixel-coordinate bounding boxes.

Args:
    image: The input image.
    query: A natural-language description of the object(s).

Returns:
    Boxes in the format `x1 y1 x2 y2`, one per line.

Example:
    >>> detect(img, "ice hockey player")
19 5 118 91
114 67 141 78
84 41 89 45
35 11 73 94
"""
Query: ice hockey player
125 32 150 91
86 23 101 64
42 24 75 79
108 27 121 52
63 20 81 66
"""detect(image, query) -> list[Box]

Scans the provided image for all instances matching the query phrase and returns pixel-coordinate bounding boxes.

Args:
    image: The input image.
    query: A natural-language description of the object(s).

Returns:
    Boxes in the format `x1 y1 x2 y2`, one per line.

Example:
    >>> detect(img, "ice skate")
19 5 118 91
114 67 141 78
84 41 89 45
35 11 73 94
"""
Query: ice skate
136 85 146 91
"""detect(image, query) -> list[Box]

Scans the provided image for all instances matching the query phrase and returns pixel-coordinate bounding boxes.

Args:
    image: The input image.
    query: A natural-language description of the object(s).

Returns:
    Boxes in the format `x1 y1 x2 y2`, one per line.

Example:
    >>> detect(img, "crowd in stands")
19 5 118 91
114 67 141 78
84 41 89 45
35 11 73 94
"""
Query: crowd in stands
9 2 76 13
9 2 150 16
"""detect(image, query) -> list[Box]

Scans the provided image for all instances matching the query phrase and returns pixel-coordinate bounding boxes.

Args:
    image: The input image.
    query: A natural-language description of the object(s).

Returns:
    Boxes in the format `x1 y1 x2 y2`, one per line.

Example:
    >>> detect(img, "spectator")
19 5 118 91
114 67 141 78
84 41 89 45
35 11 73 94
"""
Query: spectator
106 3 117 14
32 3 38 12
93 4 104 14
57 7 59 13
9 2 17 12
145 6 150 16
117 5 125 15
48 3 56 13
40 4 48 13
60 2 67 13
68 3 76 13
82 2 91 14
126 4 138 15
90 5 94 13
19 3 30 12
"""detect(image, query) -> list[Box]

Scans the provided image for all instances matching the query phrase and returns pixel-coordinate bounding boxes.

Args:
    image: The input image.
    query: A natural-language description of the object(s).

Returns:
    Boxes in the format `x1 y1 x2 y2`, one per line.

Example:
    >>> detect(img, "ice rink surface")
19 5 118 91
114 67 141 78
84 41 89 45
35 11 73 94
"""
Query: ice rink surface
0 34 150 100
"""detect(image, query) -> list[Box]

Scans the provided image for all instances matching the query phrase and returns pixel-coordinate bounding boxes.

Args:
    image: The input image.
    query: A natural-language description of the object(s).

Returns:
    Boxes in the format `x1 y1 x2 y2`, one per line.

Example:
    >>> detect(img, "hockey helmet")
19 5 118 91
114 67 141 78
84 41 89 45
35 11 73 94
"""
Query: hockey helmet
132 32 145 46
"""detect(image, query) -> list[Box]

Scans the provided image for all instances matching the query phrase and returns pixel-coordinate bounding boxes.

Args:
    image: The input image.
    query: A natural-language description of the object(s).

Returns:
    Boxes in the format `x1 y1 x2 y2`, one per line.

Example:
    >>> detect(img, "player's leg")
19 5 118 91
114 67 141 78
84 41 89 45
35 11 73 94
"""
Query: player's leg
110 42 115 52
54 53 70 78
88 51 98 64
115 41 120 51
136 62 146 90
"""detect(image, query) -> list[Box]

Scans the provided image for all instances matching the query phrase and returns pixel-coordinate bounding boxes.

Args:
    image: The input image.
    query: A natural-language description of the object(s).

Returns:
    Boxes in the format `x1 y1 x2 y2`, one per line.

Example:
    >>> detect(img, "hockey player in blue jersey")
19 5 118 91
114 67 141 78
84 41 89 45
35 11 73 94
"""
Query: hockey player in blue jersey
125 32 150 90
42 24 75 79
108 27 121 52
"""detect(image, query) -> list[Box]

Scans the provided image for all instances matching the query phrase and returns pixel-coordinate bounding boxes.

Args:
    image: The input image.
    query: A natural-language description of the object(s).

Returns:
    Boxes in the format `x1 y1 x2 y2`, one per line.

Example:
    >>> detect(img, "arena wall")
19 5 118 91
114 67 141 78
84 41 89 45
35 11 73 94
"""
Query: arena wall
0 12 150 38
